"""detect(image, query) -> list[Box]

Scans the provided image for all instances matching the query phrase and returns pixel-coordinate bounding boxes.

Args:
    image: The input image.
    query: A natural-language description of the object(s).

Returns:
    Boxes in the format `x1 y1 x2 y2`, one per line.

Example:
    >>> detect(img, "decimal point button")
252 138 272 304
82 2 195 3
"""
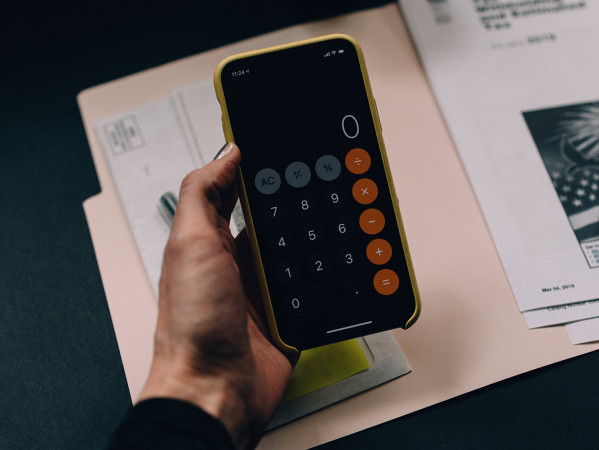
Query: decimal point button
352 178 378 205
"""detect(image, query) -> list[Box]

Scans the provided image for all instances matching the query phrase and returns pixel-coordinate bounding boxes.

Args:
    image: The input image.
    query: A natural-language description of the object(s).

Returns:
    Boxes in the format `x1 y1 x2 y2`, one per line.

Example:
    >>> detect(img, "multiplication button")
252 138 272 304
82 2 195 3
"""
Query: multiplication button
254 168 281 195
352 178 378 205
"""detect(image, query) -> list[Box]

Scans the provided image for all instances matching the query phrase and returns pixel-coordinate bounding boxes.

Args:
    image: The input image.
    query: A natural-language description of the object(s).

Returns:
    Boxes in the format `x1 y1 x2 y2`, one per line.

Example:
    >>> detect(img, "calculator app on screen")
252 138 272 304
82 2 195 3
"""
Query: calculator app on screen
215 35 420 352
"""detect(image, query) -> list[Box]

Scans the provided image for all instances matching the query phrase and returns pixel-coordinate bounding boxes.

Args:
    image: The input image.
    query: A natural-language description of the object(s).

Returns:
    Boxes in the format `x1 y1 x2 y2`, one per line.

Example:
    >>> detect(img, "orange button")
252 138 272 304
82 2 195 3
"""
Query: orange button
352 178 378 205
345 148 371 174
366 238 392 265
373 269 399 295
359 208 385 235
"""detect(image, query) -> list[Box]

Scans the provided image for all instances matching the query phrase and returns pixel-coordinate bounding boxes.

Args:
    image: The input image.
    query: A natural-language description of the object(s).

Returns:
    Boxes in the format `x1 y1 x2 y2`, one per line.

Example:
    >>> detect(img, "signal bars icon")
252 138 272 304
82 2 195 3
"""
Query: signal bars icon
324 49 345 58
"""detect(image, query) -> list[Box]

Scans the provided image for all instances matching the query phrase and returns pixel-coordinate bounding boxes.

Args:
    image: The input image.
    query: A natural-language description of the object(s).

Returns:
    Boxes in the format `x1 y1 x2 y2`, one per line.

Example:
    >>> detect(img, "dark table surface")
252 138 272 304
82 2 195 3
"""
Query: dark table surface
2 1 599 448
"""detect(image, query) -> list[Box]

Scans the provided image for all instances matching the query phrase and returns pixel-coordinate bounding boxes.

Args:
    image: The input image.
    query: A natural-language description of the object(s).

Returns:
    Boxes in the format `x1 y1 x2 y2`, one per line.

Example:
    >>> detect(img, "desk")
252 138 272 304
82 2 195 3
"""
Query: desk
2 1 599 448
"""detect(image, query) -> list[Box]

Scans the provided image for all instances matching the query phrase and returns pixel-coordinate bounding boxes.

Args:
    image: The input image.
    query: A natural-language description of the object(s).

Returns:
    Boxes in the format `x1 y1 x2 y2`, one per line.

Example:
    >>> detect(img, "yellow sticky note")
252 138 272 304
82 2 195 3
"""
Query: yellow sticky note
281 339 370 403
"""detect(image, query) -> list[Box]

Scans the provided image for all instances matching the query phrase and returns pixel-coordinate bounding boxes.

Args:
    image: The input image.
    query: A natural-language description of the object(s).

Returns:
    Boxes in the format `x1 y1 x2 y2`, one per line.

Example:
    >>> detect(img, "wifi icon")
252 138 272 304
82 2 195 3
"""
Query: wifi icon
331 50 337 55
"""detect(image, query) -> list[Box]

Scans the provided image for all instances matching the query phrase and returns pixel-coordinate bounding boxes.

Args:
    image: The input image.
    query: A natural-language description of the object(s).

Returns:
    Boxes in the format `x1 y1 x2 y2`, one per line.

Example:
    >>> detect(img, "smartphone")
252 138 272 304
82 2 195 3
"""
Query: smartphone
214 34 420 354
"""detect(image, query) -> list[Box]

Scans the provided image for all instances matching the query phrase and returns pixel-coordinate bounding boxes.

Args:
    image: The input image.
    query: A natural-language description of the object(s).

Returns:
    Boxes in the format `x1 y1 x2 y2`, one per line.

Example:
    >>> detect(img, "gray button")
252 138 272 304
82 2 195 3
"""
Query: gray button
285 161 311 188
254 168 281 195
315 155 341 181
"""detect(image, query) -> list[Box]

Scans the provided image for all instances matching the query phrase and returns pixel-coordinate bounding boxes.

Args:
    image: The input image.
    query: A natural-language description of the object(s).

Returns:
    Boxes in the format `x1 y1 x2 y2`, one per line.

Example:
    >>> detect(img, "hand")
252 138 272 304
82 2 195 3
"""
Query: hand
139 143 293 449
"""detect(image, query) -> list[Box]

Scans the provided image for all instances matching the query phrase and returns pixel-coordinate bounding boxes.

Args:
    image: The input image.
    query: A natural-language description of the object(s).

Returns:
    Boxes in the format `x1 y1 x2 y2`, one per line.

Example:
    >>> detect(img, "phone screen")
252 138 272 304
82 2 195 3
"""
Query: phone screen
219 37 418 349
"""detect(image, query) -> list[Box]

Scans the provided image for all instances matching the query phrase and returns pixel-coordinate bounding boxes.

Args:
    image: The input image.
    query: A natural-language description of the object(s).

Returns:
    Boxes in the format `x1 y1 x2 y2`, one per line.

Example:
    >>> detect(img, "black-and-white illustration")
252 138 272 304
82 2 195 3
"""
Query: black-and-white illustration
524 102 599 268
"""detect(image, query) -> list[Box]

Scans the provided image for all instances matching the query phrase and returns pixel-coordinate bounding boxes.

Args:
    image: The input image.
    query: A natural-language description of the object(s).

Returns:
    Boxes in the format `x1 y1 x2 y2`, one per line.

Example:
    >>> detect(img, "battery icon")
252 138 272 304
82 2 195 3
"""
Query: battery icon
338 49 345 54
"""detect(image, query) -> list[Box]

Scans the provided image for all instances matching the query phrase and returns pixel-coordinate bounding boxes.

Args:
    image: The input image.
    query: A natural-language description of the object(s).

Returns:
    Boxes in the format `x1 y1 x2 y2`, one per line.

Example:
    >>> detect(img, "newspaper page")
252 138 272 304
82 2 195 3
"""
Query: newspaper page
399 1 599 326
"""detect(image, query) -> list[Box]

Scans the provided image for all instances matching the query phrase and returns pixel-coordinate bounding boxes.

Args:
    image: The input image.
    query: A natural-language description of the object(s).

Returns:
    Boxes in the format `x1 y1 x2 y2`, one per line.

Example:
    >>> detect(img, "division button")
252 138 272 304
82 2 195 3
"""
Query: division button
366 238 392 265
359 208 385 235
285 161 311 188
352 178 378 205
345 148 371 174
315 155 341 181
254 168 281 195
373 269 399 295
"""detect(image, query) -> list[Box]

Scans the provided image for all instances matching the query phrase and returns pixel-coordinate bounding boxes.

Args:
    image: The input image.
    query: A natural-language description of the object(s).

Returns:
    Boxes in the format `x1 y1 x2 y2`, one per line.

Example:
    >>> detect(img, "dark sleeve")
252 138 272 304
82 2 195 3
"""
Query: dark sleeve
107 398 236 450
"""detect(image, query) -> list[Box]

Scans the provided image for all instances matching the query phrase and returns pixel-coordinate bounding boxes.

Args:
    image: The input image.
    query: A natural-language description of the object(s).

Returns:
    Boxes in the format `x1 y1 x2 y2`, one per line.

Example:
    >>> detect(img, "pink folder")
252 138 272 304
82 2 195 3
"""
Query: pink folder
78 5 598 449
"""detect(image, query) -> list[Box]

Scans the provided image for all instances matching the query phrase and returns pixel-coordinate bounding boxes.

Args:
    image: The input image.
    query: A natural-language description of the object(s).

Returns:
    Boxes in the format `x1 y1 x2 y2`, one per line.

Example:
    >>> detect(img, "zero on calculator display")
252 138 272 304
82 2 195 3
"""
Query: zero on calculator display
217 35 419 351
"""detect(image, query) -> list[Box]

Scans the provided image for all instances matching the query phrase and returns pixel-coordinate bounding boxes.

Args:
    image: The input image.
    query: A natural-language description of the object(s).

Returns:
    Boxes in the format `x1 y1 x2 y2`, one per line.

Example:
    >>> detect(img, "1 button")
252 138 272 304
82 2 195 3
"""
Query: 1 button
345 148 371 174
373 269 399 295
366 238 392 265
359 208 385 235
255 168 281 195
352 178 378 205
274 260 301 286
285 161 311 188
315 155 341 181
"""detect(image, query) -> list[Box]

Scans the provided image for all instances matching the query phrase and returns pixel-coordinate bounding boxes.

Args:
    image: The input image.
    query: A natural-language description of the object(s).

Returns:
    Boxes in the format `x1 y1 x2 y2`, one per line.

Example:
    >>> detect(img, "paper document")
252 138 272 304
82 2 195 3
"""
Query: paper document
95 83 245 294
400 1 599 342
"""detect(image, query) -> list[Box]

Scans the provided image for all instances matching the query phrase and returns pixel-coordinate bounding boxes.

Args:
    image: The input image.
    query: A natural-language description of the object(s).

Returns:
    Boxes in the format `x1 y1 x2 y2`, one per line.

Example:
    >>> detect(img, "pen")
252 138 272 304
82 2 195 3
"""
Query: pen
157 191 178 228
157 144 230 228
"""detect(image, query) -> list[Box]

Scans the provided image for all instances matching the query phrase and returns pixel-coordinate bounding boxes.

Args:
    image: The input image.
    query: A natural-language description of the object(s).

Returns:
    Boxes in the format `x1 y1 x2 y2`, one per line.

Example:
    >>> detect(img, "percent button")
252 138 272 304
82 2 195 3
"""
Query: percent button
315 155 341 181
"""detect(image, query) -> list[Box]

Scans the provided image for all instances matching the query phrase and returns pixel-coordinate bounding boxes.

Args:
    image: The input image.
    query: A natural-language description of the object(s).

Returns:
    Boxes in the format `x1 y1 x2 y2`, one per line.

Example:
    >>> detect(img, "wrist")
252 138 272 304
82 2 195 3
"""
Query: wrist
139 357 252 449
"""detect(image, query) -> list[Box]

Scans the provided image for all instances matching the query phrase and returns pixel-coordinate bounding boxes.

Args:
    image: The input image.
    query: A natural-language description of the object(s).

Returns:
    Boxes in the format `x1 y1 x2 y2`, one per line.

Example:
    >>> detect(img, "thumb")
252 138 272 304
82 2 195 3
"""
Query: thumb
174 143 241 231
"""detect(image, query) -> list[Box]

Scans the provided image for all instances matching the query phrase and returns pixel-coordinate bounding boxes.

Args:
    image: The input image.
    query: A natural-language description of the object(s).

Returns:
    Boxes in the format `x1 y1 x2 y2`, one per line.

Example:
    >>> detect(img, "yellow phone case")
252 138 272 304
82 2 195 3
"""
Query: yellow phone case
214 34 421 355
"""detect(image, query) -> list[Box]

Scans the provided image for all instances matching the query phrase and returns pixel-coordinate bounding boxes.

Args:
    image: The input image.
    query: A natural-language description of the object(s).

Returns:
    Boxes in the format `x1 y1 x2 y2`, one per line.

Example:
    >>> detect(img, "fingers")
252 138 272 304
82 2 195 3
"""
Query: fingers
172 143 241 237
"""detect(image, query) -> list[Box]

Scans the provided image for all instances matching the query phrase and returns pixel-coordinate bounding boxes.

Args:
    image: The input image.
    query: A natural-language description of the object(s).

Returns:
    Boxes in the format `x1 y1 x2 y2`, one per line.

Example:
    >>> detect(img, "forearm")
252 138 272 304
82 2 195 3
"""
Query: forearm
107 398 235 450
